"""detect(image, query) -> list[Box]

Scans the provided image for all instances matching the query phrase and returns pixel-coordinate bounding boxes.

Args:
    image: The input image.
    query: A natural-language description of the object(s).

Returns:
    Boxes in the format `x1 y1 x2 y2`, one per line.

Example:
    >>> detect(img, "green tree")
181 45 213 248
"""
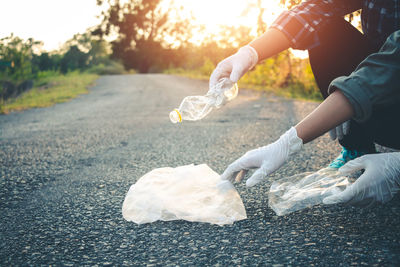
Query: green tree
58 31 112 73
60 45 89 73
0 34 41 82
63 31 110 66
32 52 62 72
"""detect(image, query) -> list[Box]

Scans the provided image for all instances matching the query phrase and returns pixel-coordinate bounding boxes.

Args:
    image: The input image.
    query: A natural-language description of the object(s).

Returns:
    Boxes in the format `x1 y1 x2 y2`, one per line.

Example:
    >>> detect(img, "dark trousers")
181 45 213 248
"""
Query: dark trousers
308 19 400 150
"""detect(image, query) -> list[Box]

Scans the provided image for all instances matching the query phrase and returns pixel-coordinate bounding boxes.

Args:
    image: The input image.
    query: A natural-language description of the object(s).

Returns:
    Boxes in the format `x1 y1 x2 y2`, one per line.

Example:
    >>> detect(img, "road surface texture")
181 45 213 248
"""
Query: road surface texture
1 74 399 266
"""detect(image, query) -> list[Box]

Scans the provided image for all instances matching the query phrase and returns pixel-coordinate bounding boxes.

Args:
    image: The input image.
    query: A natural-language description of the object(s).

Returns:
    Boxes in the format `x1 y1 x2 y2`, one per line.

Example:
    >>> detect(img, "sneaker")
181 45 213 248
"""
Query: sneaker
328 146 368 169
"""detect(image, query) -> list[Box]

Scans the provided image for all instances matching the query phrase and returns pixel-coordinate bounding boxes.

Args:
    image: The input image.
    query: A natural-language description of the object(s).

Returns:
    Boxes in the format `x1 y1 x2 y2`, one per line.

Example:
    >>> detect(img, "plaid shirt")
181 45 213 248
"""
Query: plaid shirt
271 0 400 50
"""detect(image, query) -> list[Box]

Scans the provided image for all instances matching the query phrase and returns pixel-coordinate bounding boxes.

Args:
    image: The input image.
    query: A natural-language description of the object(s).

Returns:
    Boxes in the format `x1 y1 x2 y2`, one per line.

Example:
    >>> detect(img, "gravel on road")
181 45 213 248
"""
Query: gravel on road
1 74 399 266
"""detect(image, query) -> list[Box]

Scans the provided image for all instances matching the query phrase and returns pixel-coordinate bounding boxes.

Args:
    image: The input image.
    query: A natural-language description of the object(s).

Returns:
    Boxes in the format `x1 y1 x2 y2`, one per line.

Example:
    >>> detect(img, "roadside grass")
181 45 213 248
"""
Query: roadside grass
237 81 323 102
0 71 98 114
164 68 209 81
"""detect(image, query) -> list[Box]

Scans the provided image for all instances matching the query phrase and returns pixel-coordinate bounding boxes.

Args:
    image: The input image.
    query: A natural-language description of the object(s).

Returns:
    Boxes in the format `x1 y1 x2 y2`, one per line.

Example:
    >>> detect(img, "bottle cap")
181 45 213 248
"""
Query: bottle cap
169 109 182 123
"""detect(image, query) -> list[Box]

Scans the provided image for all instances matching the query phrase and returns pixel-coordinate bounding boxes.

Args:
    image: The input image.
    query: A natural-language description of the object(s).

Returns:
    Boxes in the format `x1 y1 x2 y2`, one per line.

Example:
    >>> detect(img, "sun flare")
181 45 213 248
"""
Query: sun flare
173 0 284 36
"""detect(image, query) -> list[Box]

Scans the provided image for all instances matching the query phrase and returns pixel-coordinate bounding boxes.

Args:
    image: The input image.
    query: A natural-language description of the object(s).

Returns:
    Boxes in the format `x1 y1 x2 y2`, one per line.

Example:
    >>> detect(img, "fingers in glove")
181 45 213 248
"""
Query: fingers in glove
220 162 244 182
246 167 266 187
323 186 375 207
220 169 236 182
339 157 365 175
209 64 230 89
347 176 398 207
326 159 366 204
324 165 374 206
229 63 245 83
323 184 356 204
209 70 220 90
245 161 276 187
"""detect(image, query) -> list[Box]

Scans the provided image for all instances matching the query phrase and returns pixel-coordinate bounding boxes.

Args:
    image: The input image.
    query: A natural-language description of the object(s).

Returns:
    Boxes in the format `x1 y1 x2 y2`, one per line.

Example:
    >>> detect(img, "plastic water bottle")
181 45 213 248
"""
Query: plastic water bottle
169 78 238 123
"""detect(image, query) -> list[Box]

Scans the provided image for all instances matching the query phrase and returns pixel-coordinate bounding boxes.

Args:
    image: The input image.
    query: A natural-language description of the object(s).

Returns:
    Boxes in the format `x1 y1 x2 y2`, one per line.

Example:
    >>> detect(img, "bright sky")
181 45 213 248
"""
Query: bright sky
175 0 284 32
0 0 105 51
0 0 291 52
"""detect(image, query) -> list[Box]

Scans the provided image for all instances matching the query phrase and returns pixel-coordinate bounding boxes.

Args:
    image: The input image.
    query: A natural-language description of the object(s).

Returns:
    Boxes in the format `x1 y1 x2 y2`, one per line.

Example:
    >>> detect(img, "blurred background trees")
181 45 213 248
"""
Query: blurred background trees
2 0 360 103
0 30 124 101
94 0 168 72
0 34 41 82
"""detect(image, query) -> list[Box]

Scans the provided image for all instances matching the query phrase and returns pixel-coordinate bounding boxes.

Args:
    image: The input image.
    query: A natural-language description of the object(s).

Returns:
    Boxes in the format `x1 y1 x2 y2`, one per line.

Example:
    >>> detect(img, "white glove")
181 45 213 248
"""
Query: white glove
323 152 400 207
221 127 303 187
329 120 350 140
209 45 258 90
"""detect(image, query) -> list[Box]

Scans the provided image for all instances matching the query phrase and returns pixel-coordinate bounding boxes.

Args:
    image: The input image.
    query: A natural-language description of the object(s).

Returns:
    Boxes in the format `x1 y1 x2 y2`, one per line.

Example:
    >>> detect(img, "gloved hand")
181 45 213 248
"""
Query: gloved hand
323 152 400 207
329 120 350 140
221 127 303 187
209 45 258 90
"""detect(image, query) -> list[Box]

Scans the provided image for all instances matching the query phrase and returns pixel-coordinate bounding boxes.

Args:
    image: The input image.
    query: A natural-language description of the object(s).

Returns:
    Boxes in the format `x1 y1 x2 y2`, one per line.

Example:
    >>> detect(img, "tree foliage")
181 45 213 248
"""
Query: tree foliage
1 0 326 102
0 31 115 82
94 0 191 73
59 32 111 73
0 34 41 81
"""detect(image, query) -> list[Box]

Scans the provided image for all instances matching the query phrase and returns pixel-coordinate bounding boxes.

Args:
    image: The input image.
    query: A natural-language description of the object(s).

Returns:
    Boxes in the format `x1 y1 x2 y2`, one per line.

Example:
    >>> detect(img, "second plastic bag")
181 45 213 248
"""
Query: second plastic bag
122 164 247 225
268 168 352 216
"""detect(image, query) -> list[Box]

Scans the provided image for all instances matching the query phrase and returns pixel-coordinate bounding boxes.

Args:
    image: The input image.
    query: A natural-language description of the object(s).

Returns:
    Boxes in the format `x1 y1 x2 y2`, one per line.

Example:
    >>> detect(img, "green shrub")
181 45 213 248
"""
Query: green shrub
199 58 215 77
1 72 98 114
86 61 126 75
165 51 322 101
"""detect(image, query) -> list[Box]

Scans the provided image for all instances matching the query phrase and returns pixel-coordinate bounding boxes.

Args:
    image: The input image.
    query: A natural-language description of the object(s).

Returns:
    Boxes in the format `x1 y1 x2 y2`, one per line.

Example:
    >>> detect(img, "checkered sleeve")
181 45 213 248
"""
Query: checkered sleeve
271 0 363 50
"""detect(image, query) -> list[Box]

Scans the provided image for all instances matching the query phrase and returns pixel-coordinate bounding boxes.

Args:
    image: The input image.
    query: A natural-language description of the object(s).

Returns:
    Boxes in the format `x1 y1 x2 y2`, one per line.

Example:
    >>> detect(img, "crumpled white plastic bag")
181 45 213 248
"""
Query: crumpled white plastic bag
122 164 247 225
268 168 352 216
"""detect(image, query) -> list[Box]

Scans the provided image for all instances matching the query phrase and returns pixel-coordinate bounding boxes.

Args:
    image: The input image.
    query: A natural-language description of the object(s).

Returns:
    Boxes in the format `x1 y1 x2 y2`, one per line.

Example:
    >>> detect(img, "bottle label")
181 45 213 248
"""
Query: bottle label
174 109 182 122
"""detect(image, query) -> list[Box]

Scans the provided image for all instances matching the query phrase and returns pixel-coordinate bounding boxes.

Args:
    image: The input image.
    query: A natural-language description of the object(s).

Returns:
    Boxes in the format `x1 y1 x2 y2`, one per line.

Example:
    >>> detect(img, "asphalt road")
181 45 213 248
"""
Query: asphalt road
1 74 399 266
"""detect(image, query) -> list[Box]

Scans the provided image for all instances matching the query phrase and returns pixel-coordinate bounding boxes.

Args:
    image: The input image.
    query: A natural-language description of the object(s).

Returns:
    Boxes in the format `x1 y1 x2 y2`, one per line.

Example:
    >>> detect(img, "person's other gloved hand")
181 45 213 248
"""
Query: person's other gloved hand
209 45 258 90
323 152 400 207
221 127 303 187
329 120 350 140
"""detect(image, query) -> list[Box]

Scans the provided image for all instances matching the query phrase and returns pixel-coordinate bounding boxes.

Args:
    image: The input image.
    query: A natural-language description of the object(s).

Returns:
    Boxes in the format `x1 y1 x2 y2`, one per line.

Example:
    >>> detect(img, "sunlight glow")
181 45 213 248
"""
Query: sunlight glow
1 0 286 51
168 0 285 48
176 0 284 35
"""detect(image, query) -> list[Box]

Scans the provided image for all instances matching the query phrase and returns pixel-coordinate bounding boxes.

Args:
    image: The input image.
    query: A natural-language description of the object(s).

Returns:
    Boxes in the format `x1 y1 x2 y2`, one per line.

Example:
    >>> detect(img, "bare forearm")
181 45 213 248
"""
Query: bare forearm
295 90 354 143
249 28 291 61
